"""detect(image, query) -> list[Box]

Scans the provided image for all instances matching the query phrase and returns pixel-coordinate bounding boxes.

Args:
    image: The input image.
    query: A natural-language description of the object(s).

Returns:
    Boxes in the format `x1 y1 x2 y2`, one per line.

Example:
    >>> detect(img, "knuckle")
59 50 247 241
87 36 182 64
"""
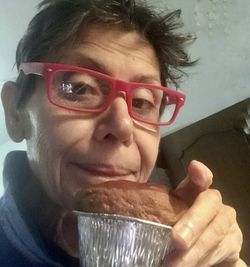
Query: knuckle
225 205 237 221
210 189 222 203
213 216 228 237
199 189 222 206
238 231 243 245
235 223 243 245
213 206 238 238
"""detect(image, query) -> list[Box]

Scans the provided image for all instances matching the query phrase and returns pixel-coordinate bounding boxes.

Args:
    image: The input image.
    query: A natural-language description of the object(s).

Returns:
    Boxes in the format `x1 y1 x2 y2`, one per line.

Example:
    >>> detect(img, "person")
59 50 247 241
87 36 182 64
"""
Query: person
0 0 247 266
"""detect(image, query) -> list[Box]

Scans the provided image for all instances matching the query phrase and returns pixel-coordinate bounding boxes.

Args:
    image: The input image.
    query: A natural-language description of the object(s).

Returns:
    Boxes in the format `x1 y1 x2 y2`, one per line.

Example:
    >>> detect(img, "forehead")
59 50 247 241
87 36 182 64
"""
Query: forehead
76 24 155 55
54 24 160 78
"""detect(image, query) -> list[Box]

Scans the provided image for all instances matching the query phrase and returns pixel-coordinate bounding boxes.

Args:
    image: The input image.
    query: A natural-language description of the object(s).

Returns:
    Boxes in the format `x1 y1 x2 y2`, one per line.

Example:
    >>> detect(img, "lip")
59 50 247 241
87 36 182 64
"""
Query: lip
72 163 135 178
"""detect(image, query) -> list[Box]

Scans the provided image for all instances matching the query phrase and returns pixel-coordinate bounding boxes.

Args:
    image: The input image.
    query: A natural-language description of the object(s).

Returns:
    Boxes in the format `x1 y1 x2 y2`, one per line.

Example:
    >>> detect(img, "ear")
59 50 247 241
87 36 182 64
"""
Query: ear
1 81 25 142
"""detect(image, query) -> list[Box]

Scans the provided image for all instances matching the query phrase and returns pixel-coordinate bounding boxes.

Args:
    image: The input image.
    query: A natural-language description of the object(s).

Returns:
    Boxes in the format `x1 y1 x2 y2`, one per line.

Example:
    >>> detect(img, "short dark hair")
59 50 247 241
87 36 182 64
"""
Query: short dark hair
16 0 195 108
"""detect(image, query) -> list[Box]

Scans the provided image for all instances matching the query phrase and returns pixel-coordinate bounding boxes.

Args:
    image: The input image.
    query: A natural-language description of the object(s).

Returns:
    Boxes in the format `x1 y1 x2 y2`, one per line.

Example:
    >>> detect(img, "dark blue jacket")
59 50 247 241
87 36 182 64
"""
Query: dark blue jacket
0 151 79 267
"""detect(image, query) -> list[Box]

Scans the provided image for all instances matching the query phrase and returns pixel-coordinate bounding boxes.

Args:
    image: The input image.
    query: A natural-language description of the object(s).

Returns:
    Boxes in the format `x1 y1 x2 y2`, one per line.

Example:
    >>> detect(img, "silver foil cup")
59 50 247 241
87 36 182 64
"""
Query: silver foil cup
75 211 173 267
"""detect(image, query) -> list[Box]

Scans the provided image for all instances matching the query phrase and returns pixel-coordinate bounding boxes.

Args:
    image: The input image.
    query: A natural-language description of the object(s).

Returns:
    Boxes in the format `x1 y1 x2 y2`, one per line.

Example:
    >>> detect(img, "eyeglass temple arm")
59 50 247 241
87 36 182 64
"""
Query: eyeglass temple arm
19 62 44 76
167 94 185 106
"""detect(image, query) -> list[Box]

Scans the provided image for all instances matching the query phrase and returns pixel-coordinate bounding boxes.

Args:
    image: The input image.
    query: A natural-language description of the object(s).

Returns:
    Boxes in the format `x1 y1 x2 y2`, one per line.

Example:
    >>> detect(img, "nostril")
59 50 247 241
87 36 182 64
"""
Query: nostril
103 133 116 141
93 95 134 145
94 114 134 146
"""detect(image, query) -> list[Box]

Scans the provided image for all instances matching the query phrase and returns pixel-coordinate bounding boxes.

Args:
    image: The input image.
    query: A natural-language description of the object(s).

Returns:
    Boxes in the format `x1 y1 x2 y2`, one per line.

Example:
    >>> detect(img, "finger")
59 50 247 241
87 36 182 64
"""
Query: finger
174 160 213 204
164 205 237 267
199 222 242 267
214 258 247 267
54 211 79 257
172 189 222 250
201 206 242 267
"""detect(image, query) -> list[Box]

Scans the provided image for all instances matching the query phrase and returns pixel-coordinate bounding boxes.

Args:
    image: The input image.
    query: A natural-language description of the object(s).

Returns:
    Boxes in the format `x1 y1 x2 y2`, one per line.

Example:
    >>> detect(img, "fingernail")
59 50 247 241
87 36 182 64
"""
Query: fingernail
175 177 189 191
175 223 194 248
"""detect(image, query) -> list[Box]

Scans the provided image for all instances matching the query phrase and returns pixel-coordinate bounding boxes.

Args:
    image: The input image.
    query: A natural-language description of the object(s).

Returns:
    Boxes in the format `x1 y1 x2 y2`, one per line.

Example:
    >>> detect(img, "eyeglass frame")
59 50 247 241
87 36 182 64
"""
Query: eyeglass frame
19 62 186 126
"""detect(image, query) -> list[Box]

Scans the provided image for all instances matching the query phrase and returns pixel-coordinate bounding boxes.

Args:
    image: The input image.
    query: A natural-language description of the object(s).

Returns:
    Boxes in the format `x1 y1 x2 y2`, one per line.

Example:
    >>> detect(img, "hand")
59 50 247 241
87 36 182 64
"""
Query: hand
54 211 79 258
164 160 246 267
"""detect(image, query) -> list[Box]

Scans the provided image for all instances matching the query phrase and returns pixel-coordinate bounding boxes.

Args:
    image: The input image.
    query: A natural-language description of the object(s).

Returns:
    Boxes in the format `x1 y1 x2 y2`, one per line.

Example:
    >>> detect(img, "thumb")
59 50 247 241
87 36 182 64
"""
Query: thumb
174 160 213 205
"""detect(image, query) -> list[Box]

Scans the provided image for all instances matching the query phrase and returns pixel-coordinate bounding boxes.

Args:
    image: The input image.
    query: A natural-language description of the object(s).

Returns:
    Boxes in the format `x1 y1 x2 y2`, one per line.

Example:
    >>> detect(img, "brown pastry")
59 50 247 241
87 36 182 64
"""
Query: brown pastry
74 180 188 226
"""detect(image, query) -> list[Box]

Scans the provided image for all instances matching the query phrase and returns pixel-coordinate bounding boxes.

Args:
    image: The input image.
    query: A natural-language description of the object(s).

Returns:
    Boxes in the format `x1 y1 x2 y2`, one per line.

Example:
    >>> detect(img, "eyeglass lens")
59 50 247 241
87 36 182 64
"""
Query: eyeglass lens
51 70 177 125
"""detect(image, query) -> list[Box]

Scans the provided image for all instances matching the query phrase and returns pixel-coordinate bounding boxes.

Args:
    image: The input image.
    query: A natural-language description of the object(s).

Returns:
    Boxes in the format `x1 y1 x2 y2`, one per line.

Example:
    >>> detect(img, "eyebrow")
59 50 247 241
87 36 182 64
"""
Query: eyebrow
131 74 161 84
68 53 110 75
65 53 161 84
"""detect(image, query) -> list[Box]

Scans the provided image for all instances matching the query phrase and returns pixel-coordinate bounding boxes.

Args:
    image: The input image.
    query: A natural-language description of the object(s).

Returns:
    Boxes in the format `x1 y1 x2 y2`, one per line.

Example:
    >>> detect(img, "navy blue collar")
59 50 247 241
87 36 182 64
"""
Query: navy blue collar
1 151 79 267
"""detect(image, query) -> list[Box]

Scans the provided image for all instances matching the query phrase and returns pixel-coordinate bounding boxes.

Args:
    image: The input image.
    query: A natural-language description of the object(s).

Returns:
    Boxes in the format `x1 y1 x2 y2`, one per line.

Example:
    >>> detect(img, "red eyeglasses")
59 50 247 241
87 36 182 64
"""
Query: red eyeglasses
19 62 186 127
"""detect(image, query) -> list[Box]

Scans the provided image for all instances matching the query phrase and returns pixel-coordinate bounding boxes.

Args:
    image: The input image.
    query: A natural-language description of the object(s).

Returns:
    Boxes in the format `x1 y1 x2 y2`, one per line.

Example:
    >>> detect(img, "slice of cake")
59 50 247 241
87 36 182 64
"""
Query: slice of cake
74 180 187 226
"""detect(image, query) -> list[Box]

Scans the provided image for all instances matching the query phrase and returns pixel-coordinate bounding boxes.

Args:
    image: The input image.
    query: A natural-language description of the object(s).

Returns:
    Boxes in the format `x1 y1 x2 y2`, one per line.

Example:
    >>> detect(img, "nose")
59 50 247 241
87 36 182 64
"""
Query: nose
94 95 134 146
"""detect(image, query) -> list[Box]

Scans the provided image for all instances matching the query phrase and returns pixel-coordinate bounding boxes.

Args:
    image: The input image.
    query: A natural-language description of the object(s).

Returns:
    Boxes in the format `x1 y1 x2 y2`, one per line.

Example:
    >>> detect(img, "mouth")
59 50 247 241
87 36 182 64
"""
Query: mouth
72 163 136 180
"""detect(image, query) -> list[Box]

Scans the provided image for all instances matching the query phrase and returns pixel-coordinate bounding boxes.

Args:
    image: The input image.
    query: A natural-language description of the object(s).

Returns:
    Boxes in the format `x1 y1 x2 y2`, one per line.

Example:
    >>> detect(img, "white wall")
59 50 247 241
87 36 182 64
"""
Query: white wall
0 0 39 144
0 0 39 196
158 0 250 136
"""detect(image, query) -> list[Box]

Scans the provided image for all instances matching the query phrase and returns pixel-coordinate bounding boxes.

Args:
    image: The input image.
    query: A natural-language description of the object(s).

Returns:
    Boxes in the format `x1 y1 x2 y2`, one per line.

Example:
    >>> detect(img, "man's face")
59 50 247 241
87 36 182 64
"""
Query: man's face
21 25 161 209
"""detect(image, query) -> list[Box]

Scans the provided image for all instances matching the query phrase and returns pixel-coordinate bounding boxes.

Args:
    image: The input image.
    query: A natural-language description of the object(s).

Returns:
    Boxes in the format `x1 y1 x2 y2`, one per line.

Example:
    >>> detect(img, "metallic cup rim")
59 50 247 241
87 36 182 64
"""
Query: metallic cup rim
74 211 173 230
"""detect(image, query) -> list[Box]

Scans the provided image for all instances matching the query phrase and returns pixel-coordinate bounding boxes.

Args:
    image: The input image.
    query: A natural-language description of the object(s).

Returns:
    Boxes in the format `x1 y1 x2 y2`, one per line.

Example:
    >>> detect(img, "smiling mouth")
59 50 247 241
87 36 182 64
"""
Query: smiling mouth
73 163 135 178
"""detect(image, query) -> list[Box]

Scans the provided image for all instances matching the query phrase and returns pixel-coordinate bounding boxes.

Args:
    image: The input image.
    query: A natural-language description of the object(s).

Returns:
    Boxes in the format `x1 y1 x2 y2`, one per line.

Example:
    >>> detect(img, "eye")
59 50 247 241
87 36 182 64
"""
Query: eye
132 88 156 113
60 81 96 96
52 71 111 109
132 98 154 110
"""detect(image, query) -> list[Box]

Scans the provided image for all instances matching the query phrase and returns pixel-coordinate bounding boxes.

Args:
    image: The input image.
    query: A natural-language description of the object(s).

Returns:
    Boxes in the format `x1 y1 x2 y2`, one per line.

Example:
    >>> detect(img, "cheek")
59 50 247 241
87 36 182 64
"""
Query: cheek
25 107 96 208
135 130 160 182
25 120 63 205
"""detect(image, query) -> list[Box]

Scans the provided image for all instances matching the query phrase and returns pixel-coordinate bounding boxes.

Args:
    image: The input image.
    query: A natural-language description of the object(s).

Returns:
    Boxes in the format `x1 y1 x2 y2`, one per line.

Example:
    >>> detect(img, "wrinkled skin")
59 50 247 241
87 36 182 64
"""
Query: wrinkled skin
164 160 245 267
1 25 246 266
